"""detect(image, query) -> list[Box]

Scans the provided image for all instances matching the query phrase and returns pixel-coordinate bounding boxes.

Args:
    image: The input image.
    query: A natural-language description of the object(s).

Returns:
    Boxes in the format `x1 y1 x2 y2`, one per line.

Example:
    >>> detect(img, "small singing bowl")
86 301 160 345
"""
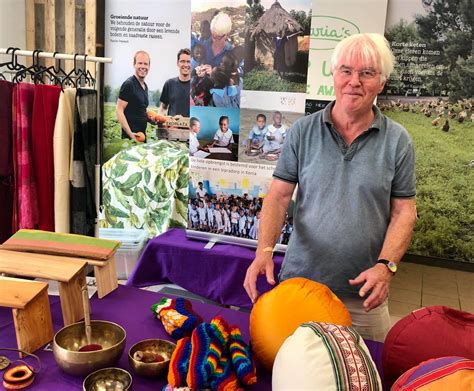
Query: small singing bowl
128 339 176 378
53 320 126 376
83 367 132 391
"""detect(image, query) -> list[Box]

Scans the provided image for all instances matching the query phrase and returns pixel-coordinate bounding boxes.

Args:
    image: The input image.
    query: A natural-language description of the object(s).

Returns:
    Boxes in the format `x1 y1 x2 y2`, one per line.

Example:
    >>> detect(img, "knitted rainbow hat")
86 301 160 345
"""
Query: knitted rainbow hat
151 297 202 340
229 325 257 385
164 312 257 390
167 336 192 387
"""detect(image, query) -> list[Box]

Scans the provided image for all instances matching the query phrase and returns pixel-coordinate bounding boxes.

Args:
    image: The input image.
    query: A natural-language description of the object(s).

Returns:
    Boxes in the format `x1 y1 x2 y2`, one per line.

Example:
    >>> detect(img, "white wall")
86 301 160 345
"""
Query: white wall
0 0 26 51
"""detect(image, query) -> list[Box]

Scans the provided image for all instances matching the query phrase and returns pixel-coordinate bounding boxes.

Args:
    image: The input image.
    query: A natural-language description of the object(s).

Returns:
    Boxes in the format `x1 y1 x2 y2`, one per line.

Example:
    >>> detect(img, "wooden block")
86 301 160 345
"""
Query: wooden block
13 288 53 357
0 277 48 308
95 255 118 299
0 277 53 357
58 267 87 326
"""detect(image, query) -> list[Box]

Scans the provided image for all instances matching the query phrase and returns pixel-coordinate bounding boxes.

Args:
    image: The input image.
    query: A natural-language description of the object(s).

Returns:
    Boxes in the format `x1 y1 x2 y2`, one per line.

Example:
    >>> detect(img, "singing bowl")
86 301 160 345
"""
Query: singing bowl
83 367 132 391
128 339 176 378
53 320 126 376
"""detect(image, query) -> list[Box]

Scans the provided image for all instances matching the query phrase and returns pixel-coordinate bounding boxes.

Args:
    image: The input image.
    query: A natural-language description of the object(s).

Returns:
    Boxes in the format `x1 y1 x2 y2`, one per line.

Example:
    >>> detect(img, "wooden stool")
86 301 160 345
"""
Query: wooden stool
86 254 118 298
0 250 87 326
0 277 53 357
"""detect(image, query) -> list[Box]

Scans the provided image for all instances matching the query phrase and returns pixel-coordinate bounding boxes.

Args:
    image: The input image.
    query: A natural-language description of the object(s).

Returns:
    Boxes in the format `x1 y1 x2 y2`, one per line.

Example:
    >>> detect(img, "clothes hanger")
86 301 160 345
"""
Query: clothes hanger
12 49 44 84
60 53 80 90
31 51 63 85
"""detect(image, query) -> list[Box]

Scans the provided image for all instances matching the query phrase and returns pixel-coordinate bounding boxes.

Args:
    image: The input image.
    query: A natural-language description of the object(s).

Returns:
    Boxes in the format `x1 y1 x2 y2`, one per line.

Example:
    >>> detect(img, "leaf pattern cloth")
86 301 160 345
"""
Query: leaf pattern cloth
100 140 188 237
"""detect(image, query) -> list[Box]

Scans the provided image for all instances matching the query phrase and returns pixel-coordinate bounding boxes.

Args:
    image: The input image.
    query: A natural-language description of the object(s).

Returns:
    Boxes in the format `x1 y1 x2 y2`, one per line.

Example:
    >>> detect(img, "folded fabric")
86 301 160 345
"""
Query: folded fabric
2 229 120 260
151 297 202 340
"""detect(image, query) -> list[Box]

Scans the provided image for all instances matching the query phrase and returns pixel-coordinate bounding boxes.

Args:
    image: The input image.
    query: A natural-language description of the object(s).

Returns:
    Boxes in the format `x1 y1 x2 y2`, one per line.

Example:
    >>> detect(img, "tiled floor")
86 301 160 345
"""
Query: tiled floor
388 262 474 325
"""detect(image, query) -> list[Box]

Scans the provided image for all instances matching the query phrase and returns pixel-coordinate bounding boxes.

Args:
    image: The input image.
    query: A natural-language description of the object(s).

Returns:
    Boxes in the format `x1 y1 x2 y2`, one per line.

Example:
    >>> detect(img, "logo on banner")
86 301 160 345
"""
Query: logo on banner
310 16 360 50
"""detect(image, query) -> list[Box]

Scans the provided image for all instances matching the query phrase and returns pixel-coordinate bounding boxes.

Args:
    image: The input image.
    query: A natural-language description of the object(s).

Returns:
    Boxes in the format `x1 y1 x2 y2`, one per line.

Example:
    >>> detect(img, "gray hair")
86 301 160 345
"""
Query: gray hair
210 13 232 36
331 33 394 82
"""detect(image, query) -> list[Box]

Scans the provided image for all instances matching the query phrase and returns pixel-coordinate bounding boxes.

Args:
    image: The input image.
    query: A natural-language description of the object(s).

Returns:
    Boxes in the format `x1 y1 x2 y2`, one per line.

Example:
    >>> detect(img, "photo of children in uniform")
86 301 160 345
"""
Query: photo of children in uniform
189 106 239 161
239 108 300 164
188 182 293 244
244 0 311 93
190 1 246 108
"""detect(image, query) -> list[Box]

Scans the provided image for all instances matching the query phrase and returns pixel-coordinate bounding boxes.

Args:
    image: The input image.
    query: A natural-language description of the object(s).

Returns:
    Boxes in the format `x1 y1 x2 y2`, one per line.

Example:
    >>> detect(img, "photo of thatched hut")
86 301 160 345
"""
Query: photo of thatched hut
244 0 311 92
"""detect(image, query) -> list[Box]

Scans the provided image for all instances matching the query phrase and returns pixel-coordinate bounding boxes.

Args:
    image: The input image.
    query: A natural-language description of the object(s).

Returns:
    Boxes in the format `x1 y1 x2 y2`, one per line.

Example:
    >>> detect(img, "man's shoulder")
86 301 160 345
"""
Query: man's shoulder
376 109 413 143
120 76 137 88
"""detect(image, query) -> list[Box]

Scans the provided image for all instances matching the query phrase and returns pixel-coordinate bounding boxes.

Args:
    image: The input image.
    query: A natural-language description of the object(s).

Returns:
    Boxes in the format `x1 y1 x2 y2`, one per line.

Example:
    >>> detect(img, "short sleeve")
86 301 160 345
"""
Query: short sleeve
118 79 133 102
273 121 300 183
391 133 416 198
160 80 170 105
213 129 220 141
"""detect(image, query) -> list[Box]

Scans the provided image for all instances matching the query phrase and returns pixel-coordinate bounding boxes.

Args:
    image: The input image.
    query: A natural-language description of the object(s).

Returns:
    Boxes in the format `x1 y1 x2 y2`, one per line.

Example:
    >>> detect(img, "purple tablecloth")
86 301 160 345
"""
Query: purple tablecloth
127 228 285 309
0 285 273 390
0 285 385 390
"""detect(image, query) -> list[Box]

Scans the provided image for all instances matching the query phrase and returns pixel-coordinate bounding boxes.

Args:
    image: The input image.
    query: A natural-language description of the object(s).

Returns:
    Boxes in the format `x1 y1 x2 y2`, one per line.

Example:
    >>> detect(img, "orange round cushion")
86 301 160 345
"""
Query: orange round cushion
249 277 352 371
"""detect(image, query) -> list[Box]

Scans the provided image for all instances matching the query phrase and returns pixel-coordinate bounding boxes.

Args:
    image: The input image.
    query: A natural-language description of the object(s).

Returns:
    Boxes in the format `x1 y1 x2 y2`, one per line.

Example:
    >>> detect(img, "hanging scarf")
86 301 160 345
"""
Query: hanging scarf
31 84 61 232
12 83 39 230
0 80 14 242
53 88 77 233
70 88 97 236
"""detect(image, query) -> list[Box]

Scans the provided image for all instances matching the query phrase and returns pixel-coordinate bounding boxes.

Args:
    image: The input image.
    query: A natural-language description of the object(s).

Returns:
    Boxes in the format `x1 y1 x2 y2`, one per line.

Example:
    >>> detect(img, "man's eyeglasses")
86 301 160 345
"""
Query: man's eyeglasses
212 33 226 41
337 66 380 81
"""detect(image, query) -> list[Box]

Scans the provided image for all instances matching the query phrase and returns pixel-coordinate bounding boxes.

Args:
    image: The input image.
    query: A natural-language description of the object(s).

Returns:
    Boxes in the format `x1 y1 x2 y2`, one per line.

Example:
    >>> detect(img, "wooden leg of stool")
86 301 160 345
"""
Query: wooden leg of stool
95 256 118 299
59 269 86 326
13 288 53 358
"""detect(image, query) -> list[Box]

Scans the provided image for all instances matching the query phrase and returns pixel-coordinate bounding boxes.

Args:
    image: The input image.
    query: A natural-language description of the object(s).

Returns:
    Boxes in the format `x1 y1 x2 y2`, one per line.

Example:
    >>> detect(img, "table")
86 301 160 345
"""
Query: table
0 285 385 390
127 228 285 309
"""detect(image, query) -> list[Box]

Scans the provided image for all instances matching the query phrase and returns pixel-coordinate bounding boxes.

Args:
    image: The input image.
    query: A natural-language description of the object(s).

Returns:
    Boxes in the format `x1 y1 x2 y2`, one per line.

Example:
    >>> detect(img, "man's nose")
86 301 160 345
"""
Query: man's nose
349 72 361 85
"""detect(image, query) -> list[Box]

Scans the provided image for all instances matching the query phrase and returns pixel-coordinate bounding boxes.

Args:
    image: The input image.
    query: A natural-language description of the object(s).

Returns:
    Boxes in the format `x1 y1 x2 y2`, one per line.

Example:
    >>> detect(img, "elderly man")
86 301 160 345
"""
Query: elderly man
203 12 233 68
243 33 417 342
116 50 150 140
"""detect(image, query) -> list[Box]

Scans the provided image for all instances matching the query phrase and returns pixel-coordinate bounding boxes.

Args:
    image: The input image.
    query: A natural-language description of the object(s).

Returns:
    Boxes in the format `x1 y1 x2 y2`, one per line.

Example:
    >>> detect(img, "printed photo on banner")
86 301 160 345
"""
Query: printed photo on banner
103 0 191 163
376 0 473 264
190 0 246 108
238 90 305 165
244 0 311 93
189 106 239 161
100 0 191 237
188 157 294 244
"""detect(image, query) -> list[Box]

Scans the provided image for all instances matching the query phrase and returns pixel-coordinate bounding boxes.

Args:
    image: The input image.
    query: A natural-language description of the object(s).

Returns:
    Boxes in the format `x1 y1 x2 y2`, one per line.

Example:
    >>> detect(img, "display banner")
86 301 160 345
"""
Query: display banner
99 0 472 263
305 0 388 113
100 0 191 235
380 0 473 263
187 0 311 246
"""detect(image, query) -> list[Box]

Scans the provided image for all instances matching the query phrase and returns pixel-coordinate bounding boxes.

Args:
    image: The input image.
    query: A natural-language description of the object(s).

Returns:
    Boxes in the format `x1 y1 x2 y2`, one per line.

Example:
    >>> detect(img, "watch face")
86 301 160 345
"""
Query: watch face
387 262 398 273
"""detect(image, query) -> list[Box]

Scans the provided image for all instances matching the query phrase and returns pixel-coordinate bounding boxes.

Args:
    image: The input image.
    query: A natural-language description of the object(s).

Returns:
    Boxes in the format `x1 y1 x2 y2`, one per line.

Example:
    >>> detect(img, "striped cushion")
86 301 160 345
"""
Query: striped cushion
272 322 382 390
2 229 120 260
392 356 474 390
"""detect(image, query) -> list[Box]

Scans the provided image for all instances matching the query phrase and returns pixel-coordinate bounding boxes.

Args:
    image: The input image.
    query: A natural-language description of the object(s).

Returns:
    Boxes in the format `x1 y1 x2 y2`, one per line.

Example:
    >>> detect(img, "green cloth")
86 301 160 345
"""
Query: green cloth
2 229 120 260
99 140 189 238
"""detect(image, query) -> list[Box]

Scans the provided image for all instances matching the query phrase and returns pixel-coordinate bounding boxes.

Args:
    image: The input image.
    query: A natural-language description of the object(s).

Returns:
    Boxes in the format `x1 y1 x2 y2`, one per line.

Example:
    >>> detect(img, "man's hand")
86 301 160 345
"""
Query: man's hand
243 254 276 304
349 263 393 312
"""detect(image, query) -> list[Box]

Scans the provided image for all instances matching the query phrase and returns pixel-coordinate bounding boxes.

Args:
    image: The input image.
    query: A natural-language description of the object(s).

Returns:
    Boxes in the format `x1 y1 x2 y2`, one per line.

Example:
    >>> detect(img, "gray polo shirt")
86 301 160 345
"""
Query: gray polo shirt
274 101 415 297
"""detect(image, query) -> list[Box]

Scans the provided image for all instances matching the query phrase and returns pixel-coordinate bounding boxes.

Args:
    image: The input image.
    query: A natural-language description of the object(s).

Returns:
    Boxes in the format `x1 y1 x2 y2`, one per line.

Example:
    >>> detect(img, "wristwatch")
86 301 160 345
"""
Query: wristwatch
377 259 398 274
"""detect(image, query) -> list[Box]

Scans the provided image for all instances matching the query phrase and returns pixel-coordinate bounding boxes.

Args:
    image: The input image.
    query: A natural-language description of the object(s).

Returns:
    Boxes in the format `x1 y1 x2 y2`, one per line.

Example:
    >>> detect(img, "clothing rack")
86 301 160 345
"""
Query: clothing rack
0 48 113 237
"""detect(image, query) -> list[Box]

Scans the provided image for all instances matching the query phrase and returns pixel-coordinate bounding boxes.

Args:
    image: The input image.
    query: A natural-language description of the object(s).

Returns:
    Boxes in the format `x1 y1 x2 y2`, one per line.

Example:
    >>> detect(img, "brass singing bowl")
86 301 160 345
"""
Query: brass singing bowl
53 320 126 376
83 367 132 391
128 339 176 378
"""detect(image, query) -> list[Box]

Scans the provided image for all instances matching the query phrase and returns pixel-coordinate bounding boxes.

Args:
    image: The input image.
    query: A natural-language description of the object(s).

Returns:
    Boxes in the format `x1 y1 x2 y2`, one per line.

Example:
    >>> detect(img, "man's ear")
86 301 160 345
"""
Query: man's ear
379 80 386 94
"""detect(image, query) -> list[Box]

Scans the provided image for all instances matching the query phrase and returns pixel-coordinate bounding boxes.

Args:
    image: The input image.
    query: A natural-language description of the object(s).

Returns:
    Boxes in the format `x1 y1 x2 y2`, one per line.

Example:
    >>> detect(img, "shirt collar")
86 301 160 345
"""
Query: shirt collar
323 100 383 131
